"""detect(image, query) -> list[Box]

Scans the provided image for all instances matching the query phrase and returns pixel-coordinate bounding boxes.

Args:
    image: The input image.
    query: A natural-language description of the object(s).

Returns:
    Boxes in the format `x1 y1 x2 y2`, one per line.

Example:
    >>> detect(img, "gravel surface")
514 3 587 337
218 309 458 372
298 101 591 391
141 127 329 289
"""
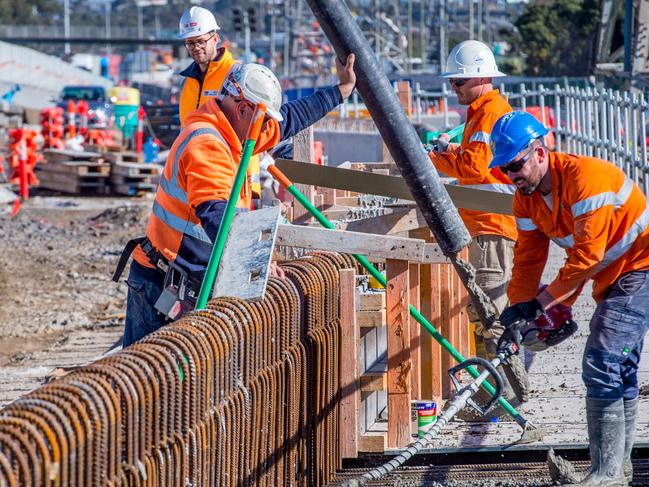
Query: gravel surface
0 195 150 366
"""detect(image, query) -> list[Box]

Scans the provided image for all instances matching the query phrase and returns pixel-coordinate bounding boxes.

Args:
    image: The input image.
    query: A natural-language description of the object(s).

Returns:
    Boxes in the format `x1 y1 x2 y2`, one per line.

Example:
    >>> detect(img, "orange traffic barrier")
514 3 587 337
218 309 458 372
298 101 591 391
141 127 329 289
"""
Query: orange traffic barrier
8 128 41 204
66 99 76 139
40 107 65 149
77 100 89 136
136 106 146 155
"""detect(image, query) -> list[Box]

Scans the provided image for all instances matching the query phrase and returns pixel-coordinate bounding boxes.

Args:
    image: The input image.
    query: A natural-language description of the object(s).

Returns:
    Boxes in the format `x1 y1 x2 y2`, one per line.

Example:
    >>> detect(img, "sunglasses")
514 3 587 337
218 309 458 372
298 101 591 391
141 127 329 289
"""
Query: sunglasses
449 78 468 87
499 146 536 174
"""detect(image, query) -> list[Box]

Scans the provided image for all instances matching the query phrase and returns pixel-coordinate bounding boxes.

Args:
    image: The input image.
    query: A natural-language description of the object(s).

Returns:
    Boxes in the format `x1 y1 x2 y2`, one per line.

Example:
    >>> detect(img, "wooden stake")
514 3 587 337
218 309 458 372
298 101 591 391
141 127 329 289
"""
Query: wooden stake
386 259 411 448
408 263 421 400
339 268 359 458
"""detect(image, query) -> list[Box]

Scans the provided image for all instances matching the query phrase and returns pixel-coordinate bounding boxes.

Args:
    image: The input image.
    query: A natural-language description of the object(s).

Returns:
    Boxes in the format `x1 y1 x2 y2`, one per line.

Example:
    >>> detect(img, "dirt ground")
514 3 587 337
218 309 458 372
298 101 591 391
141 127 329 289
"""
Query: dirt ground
0 193 150 367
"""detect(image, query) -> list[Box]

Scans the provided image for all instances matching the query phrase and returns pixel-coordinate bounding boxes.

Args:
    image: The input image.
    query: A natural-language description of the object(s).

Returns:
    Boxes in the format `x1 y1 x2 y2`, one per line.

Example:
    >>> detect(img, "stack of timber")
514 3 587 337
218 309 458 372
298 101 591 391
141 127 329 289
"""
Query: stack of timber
37 149 110 194
97 149 160 195
108 159 162 196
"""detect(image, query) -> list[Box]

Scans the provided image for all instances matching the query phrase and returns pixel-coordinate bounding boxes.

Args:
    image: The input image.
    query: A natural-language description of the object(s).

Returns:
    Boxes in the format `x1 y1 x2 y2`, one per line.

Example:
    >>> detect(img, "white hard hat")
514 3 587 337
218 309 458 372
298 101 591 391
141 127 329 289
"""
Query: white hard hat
441 40 506 78
220 63 284 122
178 6 220 40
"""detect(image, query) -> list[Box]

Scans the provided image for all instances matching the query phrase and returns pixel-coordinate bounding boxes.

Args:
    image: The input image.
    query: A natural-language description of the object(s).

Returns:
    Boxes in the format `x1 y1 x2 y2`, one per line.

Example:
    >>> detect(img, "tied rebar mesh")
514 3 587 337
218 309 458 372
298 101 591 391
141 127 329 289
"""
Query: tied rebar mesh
0 252 358 487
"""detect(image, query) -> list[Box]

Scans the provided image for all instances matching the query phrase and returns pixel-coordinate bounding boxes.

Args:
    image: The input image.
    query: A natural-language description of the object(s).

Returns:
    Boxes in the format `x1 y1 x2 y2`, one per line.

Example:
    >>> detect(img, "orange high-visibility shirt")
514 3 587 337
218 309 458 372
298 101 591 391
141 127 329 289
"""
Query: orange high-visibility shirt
178 48 236 126
509 152 649 305
132 98 280 269
429 89 517 241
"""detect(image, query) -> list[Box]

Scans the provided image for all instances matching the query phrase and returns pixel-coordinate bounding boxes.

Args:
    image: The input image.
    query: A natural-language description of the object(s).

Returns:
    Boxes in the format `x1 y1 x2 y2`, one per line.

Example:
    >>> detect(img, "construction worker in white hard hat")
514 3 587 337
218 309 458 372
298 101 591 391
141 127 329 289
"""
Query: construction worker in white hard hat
177 6 356 201
427 40 529 417
116 60 356 347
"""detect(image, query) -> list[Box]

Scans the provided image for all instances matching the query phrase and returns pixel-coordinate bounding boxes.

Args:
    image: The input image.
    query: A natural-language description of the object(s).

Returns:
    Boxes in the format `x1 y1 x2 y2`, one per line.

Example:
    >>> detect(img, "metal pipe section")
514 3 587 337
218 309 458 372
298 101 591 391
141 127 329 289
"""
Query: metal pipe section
305 0 508 329
306 0 470 256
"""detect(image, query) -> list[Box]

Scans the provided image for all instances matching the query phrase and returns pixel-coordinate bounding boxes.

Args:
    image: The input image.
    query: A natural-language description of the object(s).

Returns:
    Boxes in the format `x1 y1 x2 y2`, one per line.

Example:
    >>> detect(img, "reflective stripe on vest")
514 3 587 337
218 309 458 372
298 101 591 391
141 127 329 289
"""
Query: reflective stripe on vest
152 199 211 243
462 183 517 195
155 126 230 245
571 177 634 218
469 131 490 144
596 206 649 272
521 203 649 272
516 217 537 232
159 127 226 204
551 235 574 249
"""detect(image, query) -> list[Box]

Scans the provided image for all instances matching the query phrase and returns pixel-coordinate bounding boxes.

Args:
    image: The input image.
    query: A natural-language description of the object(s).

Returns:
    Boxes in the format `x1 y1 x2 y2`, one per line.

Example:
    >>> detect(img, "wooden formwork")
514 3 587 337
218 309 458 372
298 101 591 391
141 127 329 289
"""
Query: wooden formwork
334 247 472 456
281 126 498 456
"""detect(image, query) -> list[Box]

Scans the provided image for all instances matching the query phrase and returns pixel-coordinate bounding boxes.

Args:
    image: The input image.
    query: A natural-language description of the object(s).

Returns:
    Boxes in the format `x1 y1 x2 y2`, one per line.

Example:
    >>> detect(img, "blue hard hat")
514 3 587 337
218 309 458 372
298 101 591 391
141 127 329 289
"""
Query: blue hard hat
489 111 549 168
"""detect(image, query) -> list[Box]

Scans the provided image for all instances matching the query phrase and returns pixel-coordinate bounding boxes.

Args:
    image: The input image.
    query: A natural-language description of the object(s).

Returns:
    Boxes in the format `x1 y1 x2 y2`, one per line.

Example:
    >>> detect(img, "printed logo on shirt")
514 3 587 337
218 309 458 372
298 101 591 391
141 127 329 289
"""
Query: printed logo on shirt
203 90 219 97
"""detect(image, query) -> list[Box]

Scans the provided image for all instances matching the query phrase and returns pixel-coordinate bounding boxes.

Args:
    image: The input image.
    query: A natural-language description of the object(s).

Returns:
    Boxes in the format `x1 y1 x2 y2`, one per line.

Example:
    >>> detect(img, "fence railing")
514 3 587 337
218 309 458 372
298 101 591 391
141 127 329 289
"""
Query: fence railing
408 82 649 194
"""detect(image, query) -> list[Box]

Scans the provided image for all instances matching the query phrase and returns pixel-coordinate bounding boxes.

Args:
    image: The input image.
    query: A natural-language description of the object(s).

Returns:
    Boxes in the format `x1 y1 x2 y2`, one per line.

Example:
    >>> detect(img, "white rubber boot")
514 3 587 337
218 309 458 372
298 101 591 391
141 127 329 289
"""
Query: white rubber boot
575 398 627 487
623 398 638 484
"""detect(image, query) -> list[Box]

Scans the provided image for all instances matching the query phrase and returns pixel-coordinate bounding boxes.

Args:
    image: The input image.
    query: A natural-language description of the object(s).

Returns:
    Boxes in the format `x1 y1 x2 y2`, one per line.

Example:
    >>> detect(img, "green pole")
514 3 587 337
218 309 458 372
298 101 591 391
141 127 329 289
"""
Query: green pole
195 104 267 310
422 122 465 145
269 164 526 424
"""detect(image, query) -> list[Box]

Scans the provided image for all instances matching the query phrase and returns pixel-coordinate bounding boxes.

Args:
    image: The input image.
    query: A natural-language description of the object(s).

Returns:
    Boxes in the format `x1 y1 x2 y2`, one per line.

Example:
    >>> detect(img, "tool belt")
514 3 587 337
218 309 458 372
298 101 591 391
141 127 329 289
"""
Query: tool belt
112 236 170 282
113 236 203 321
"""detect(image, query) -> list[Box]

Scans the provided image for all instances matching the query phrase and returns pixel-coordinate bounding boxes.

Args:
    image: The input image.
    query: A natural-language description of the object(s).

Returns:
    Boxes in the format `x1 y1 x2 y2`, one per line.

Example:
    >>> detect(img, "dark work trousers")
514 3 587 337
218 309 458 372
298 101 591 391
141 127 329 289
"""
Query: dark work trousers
583 270 649 400
122 260 166 348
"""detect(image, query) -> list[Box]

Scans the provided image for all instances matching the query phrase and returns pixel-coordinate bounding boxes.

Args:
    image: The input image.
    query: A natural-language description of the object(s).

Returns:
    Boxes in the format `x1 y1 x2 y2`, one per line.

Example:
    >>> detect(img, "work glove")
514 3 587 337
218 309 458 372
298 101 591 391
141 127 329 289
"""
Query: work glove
499 298 544 329
497 326 522 356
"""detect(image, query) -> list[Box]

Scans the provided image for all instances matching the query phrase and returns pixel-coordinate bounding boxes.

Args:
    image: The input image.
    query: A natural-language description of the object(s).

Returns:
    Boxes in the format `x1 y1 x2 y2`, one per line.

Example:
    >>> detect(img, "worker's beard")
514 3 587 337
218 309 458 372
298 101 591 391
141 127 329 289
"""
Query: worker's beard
514 176 540 196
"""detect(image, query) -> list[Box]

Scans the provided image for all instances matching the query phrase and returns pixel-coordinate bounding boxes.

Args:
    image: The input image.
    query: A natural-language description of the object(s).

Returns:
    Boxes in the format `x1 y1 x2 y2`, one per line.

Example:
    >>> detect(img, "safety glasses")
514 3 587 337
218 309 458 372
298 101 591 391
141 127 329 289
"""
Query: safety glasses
449 78 468 87
184 33 215 49
498 146 535 175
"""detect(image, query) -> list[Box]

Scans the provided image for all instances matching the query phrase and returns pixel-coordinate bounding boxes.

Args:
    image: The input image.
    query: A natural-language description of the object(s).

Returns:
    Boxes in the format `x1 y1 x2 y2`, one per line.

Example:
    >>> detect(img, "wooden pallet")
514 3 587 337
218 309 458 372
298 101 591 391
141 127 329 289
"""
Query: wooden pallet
111 182 158 196
36 165 109 194
43 149 106 164
101 151 144 164
111 161 162 177
40 160 110 176
109 161 161 195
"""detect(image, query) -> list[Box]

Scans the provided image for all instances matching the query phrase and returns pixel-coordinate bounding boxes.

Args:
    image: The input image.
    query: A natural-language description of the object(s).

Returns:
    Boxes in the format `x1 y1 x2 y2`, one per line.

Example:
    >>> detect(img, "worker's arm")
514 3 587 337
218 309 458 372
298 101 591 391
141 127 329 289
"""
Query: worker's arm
428 137 493 181
278 87 342 140
278 53 356 140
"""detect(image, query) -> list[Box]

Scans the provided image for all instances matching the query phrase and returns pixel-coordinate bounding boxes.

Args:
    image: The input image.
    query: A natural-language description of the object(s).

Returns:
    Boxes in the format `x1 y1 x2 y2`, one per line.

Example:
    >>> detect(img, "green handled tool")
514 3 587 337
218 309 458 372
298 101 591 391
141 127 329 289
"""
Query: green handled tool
195 103 268 310
420 122 465 146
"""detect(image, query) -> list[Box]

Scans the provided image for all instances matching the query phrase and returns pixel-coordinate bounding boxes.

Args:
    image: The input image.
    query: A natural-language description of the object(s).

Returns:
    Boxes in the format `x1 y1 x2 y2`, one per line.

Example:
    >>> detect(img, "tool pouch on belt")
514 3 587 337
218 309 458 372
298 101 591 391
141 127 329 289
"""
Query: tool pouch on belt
154 255 204 321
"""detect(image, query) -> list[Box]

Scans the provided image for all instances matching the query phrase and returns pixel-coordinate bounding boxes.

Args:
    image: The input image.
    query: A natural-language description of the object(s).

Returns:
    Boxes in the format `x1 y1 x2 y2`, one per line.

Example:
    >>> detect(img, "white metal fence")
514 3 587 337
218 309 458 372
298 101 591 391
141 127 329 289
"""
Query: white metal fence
411 82 649 195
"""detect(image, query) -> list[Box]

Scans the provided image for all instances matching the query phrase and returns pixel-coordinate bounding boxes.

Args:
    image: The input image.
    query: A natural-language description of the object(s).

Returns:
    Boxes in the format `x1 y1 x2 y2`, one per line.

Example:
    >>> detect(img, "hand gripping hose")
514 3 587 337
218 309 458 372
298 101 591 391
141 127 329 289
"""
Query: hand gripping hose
267 163 544 443
195 103 267 310
344 345 520 485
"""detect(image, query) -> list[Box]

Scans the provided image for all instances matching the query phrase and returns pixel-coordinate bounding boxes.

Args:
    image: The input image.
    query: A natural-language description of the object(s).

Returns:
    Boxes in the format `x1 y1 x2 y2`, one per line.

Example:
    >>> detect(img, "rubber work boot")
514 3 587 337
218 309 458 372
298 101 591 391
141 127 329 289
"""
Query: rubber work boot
573 398 627 487
623 398 638 484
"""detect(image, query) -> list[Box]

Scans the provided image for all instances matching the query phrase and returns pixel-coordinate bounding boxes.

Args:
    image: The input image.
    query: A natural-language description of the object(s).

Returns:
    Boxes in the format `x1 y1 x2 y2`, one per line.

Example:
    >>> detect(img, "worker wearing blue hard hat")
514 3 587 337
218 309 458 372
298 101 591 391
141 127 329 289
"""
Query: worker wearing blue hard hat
492 110 649 486
489 111 549 171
